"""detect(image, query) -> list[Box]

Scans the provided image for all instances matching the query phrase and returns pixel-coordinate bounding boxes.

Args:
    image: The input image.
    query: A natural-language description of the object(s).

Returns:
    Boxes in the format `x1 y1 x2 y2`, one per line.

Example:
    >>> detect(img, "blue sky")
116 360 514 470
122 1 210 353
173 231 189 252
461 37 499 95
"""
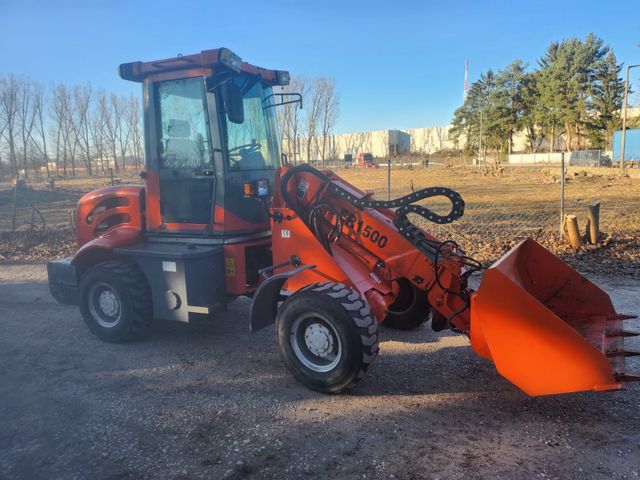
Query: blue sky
1 0 639 133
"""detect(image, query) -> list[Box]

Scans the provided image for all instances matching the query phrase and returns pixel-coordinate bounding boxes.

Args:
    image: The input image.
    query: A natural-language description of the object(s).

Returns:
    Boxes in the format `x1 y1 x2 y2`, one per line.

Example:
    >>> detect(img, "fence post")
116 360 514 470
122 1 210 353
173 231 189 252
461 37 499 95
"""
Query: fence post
387 158 391 201
109 167 114 186
559 152 565 241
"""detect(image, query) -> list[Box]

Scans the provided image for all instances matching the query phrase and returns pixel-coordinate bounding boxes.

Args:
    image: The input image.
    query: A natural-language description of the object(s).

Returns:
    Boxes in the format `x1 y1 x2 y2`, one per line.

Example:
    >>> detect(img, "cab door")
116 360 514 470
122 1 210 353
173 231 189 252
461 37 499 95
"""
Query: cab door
150 77 217 230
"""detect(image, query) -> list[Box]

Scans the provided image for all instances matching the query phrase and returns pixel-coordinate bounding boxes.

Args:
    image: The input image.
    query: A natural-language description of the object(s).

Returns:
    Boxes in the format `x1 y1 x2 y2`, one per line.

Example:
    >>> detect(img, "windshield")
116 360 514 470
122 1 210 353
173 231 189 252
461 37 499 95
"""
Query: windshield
225 78 280 170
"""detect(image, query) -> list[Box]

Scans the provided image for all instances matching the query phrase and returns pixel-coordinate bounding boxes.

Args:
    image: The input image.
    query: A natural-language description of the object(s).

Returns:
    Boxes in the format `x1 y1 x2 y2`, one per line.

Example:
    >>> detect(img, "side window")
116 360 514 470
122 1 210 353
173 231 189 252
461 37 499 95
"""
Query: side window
157 78 212 169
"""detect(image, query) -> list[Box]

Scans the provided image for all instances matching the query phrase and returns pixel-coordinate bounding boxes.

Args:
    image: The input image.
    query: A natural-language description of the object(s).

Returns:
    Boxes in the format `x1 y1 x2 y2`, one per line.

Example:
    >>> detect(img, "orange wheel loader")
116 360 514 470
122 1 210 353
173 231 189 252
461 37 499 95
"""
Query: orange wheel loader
47 48 639 396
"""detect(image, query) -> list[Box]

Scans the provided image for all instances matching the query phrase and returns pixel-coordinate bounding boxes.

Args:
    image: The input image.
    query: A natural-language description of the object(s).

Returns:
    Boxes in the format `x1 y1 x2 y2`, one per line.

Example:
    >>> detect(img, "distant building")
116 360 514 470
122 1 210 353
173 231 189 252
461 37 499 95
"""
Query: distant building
283 126 455 163
612 128 640 162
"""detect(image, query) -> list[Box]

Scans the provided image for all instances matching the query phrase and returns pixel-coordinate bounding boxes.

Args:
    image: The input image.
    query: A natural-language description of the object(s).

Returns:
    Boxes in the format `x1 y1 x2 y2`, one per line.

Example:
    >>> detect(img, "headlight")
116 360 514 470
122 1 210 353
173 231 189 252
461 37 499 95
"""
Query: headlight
275 70 290 86
218 48 242 73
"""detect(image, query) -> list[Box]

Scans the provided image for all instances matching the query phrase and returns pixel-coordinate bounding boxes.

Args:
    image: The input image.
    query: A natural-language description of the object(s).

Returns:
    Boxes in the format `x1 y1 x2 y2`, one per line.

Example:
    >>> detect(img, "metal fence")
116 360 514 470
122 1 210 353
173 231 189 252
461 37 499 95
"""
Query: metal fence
323 159 638 263
0 173 139 235
1 161 637 266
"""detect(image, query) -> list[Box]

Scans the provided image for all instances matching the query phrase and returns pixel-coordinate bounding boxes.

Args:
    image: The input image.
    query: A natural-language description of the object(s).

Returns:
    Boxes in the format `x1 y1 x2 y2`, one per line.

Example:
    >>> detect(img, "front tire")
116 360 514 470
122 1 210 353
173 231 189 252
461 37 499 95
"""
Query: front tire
276 282 379 393
383 278 429 330
79 261 152 342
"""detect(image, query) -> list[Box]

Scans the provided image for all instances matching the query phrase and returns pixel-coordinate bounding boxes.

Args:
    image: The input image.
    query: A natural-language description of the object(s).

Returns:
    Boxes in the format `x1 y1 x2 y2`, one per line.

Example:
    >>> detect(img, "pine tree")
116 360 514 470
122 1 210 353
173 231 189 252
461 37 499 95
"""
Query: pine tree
537 34 610 150
585 51 624 148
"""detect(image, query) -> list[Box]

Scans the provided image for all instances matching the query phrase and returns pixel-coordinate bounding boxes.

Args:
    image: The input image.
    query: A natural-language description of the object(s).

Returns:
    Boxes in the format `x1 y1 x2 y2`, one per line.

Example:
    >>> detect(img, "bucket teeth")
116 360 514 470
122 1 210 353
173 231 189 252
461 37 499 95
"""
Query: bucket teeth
606 349 640 358
606 329 640 338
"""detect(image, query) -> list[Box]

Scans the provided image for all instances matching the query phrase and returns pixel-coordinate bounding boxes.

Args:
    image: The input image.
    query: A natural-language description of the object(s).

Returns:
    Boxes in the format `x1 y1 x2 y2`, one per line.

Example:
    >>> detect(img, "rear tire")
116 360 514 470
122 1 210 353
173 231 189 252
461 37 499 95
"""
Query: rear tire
79 261 152 342
276 282 379 393
383 278 429 330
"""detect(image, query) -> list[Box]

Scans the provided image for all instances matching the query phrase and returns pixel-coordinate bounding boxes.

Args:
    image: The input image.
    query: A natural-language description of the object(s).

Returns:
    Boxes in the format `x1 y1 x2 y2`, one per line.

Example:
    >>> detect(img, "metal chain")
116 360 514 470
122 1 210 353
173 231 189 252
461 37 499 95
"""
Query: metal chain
327 183 465 225
326 181 465 260
280 165 465 261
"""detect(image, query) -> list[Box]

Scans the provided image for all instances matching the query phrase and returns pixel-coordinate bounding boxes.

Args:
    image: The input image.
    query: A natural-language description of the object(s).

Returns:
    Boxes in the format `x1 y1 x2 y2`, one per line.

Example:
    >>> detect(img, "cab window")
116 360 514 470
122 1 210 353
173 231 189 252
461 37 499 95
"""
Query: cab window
156 78 212 169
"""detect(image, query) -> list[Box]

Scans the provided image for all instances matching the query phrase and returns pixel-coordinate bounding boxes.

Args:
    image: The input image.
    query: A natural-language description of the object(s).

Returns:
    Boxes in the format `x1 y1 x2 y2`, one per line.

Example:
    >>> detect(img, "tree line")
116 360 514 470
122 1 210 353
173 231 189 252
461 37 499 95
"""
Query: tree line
0 75 142 179
0 73 340 177
449 33 637 155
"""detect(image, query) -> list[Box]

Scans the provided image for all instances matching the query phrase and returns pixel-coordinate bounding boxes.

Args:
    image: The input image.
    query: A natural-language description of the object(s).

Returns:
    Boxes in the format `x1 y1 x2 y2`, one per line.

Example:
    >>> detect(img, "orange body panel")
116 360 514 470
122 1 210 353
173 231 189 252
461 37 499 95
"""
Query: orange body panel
223 239 271 295
72 225 143 268
144 170 163 230
214 205 270 234
76 185 145 246
270 165 469 326
471 238 625 395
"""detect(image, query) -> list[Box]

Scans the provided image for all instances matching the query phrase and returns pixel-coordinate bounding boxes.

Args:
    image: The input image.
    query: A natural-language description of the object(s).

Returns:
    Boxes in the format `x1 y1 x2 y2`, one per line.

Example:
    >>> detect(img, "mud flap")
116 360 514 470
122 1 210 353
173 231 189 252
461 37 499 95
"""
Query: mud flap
249 264 315 333
471 238 637 396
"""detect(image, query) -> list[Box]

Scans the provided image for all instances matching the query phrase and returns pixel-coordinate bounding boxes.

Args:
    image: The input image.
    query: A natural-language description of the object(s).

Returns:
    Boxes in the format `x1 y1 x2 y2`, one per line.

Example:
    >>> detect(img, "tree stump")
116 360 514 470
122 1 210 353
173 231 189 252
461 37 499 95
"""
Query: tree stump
564 214 582 249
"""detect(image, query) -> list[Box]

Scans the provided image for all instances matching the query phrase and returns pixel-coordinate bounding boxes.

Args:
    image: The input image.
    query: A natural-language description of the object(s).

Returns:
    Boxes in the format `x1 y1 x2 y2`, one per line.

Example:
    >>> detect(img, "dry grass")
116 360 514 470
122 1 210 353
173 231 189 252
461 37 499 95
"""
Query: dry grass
336 165 640 276
0 166 638 276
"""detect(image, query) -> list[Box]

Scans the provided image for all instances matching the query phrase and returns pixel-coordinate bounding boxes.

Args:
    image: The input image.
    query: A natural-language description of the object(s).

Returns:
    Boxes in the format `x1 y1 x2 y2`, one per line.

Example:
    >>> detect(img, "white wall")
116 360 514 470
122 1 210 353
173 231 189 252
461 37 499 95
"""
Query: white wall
284 125 458 162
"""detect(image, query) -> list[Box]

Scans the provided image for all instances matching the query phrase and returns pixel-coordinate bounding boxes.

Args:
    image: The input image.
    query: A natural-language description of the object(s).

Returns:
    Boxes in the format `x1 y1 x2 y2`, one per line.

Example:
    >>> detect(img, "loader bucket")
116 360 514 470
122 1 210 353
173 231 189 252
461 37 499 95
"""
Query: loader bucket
471 238 638 396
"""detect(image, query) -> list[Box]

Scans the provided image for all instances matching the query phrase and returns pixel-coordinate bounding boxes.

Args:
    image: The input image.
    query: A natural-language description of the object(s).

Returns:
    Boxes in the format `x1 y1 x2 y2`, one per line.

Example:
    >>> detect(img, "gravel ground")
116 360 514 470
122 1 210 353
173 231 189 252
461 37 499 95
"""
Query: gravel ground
0 262 638 480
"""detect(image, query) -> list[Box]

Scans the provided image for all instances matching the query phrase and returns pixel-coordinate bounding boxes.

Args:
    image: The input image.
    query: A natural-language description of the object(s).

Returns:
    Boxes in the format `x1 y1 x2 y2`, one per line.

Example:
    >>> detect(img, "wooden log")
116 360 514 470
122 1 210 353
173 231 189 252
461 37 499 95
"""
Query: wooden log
587 201 601 245
565 214 582 249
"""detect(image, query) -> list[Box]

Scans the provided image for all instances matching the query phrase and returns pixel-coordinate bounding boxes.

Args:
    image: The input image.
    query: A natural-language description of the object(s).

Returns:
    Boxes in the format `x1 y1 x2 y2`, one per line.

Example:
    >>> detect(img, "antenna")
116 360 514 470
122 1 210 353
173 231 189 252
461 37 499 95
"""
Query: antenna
463 59 469 103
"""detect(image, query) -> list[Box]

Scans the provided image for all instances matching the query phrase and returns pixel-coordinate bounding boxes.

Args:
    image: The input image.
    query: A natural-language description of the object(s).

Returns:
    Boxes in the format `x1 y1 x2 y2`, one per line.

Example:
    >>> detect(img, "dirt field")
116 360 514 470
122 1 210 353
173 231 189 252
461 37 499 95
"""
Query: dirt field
0 263 638 480
1 166 638 277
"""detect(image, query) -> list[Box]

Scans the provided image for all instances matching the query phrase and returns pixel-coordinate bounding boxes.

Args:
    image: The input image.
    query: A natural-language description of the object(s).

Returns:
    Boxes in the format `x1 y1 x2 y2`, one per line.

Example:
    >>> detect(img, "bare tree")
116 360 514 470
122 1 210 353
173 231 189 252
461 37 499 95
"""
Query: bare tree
99 91 119 172
0 86 6 179
72 84 93 175
16 76 38 177
302 78 323 163
91 89 110 173
90 108 106 173
113 95 133 170
0 75 20 175
340 132 360 159
277 77 308 164
31 83 51 177
51 84 74 175
315 77 339 164
128 95 143 169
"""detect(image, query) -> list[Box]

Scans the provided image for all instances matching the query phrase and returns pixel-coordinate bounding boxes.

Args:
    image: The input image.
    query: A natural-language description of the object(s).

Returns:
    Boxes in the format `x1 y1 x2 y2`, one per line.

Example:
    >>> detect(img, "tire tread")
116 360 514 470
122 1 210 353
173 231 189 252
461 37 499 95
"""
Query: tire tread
81 260 152 342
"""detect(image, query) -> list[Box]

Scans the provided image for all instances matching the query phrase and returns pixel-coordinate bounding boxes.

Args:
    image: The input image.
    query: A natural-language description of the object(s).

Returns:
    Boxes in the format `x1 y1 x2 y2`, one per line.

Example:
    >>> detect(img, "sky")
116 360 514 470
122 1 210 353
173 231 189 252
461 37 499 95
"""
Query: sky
1 0 639 134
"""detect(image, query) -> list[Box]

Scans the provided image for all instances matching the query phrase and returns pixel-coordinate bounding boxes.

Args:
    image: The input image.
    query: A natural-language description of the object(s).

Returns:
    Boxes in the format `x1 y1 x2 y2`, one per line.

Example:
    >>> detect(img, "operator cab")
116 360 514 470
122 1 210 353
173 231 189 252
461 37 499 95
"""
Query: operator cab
119 48 298 238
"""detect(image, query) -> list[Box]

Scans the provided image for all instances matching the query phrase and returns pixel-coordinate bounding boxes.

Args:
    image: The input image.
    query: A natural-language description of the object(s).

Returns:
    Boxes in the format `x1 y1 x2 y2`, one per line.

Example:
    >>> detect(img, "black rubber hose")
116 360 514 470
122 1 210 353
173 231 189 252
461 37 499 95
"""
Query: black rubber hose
279 164 331 214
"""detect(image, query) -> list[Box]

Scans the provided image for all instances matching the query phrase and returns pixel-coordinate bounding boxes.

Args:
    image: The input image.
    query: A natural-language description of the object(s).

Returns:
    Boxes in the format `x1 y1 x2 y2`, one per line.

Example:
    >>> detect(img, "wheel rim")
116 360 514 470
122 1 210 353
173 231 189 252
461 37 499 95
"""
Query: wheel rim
290 313 342 373
88 282 122 328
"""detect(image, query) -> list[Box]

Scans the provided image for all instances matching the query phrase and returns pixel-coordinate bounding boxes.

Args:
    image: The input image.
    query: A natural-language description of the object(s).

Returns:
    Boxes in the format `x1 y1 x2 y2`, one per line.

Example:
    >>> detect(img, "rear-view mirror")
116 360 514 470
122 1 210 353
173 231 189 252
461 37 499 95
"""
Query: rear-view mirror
222 82 244 124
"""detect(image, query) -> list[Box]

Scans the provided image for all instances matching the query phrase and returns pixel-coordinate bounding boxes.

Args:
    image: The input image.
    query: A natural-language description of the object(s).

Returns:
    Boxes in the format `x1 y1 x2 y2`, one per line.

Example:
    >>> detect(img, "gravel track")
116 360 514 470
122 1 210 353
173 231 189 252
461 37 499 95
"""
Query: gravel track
0 262 638 480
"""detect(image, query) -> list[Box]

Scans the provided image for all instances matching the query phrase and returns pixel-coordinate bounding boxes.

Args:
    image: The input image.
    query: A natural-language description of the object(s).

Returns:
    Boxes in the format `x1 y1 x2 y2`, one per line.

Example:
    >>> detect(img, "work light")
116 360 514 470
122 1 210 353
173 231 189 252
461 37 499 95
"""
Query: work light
218 48 242 73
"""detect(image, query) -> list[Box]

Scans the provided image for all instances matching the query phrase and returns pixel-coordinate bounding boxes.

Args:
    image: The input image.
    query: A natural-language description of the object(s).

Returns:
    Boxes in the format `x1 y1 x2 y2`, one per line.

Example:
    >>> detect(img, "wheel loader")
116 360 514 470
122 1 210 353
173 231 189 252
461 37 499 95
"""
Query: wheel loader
47 48 639 396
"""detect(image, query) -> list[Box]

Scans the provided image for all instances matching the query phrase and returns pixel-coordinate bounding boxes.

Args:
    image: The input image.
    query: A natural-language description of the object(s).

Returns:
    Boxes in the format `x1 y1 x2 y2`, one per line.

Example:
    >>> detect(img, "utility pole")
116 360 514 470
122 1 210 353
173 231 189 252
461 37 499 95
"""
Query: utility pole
620 64 639 173
479 110 484 165
463 59 469 103
560 152 565 241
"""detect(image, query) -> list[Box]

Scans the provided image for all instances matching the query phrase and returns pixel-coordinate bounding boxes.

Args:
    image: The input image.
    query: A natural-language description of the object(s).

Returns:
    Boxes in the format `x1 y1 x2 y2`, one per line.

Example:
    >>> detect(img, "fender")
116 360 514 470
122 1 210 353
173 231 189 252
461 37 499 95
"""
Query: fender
249 264 316 333
71 226 143 269
48 226 142 306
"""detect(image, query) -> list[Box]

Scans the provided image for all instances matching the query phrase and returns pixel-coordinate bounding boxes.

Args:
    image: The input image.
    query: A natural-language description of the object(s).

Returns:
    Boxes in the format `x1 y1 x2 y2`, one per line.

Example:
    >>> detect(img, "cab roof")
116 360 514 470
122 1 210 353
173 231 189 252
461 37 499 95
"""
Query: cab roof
118 48 289 86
